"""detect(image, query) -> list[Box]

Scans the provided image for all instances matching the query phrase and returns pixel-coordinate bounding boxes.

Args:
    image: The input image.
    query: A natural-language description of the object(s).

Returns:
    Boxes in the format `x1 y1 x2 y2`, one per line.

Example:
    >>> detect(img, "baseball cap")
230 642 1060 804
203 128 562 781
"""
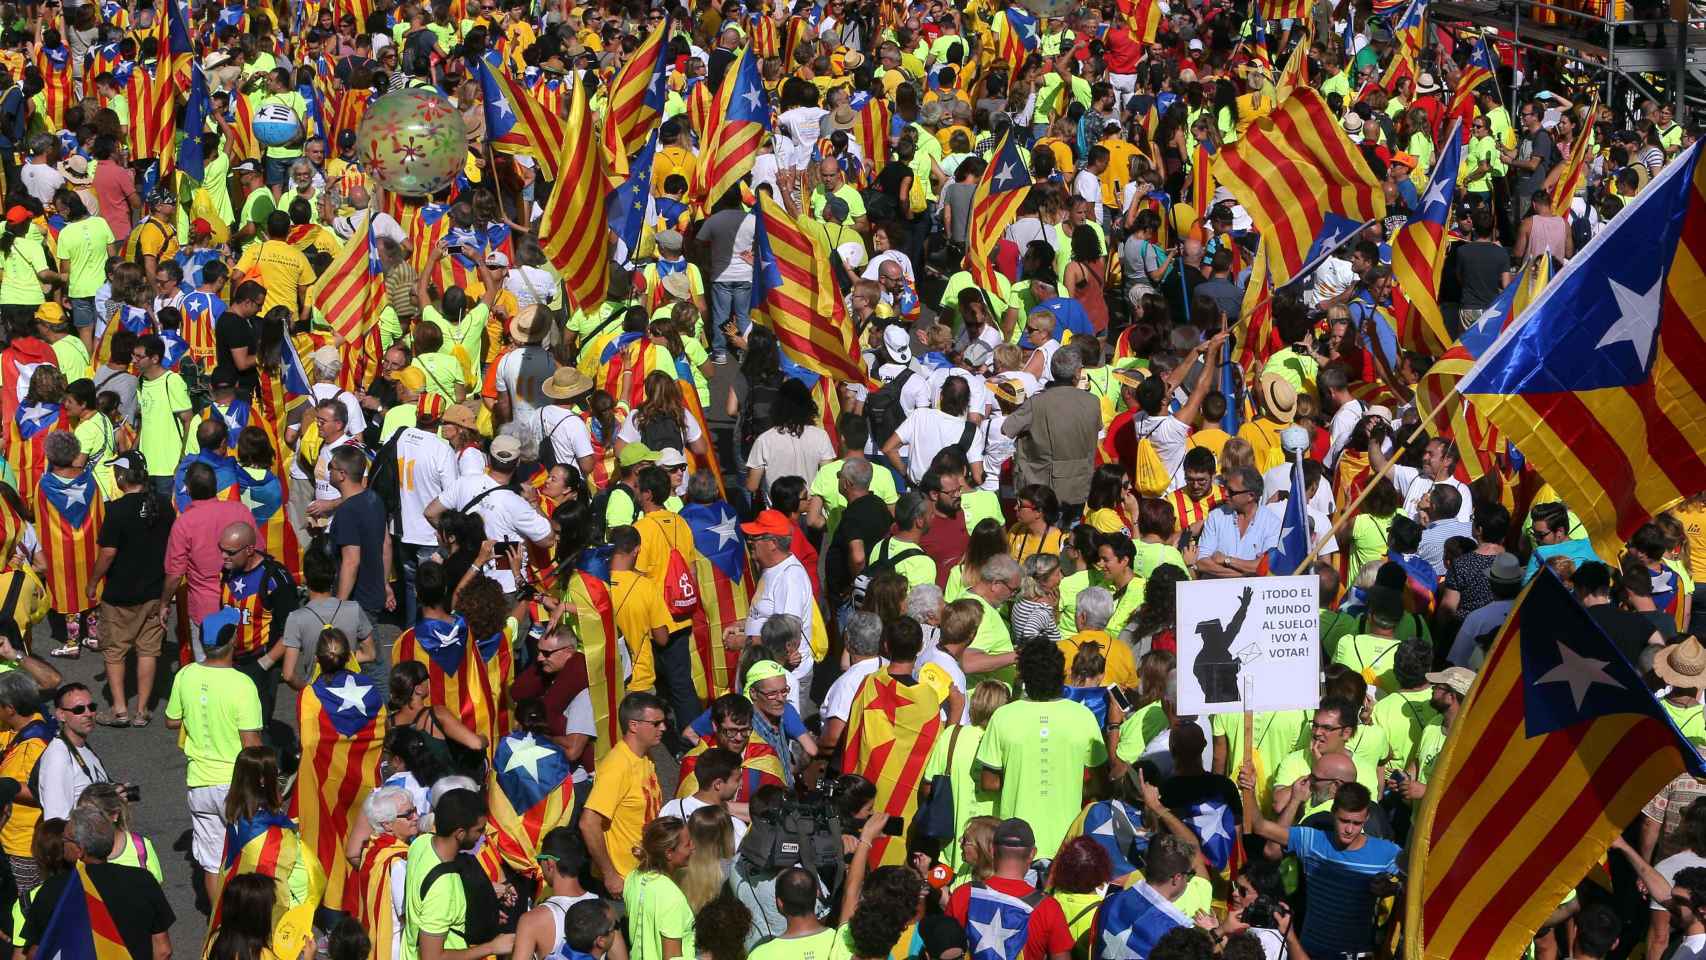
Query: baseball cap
739 509 793 538
396 366 427 392
233 159 261 174
34 302 66 327
993 818 1035 849
4 206 29 226
191 217 214 236
208 365 239 389
484 251 510 268
656 447 688 468
1425 666 1475 698
616 443 658 468
490 435 523 465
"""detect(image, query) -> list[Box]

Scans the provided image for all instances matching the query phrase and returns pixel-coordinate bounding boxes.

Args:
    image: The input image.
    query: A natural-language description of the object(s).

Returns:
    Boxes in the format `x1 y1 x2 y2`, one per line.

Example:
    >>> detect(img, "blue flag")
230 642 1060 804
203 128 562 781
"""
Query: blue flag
1265 453 1311 574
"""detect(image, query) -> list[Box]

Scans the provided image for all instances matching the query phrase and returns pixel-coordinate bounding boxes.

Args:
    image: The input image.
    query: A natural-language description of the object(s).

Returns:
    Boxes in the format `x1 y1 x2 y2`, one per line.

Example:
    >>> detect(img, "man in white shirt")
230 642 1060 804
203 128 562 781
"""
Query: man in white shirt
658 746 748 846
819 612 885 749
491 305 559 431
1129 346 1219 492
425 435 556 594
1075 145 1109 206
730 509 817 671
1372 436 1473 522
396 396 458 625
537 368 598 477
866 325 935 418
300 398 363 531
881 376 985 485
1320 365 1365 470
19 136 65 206
38 683 108 820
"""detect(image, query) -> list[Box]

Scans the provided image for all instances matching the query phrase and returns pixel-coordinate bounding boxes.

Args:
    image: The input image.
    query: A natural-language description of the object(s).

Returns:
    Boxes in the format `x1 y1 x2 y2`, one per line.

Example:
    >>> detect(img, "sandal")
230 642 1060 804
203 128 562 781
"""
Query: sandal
48 643 80 659
96 710 131 727
131 712 151 728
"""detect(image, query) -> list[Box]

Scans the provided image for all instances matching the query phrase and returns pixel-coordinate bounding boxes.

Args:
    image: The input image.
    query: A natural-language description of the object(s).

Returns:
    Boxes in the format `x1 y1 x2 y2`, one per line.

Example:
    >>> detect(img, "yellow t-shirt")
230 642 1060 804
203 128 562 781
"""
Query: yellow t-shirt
633 510 700 633
607 569 664 693
582 740 662 881
236 239 315 317
0 726 47 856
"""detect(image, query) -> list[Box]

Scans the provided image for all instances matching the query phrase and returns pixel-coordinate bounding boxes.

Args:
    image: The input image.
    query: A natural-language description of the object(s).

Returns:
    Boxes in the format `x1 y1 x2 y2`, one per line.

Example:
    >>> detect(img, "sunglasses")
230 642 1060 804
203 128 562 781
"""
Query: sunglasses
61 703 95 715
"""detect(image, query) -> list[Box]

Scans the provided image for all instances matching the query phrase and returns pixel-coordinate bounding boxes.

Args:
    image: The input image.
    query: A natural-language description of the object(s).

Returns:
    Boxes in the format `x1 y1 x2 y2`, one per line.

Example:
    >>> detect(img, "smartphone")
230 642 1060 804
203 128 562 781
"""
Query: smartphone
883 816 906 837
1107 685 1134 713
1386 769 1407 785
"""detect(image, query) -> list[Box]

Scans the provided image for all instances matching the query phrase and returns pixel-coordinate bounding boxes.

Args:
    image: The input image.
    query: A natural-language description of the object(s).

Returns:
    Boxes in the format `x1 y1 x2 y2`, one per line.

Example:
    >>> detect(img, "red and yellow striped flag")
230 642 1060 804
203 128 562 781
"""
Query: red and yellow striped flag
682 500 753 703
750 13 780 58
539 79 611 315
310 214 385 391
126 64 179 169
31 862 129 960
1191 141 1216 208
855 97 892 170
751 192 868 383
965 131 1032 295
475 627 516 742
1390 121 1465 358
348 835 409 960
228 93 261 162
34 46 73 131
393 614 498 742
1234 239 1281 374
1117 0 1162 41
210 811 324 940
686 80 715 138
601 18 669 171
563 571 624 763
35 467 102 617
486 732 577 876
292 669 385 914
1211 88 1385 285
841 673 944 865
678 735 785 799
1549 100 1600 210
696 48 770 211
493 68 567 181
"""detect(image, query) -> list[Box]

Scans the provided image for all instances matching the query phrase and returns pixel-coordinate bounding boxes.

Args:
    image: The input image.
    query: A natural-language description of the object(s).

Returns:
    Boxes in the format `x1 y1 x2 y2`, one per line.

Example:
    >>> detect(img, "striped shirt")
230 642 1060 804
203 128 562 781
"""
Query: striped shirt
1289 826 1401 956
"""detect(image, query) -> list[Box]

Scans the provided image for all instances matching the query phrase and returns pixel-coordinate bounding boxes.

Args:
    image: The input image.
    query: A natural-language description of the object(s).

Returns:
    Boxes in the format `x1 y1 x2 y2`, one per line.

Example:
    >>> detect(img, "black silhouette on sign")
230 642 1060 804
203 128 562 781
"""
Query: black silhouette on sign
1194 585 1254 704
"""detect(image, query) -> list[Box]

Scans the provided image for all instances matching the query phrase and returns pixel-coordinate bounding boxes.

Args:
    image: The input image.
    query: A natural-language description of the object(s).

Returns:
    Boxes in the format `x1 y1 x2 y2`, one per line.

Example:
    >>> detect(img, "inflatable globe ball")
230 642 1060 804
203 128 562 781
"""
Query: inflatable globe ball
253 102 304 148
356 88 470 197
1020 0 1076 20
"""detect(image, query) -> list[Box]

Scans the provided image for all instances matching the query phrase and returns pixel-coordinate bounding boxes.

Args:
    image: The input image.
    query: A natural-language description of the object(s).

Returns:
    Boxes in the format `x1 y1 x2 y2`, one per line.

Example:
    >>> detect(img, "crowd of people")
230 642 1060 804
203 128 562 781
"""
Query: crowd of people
0 0 1699 957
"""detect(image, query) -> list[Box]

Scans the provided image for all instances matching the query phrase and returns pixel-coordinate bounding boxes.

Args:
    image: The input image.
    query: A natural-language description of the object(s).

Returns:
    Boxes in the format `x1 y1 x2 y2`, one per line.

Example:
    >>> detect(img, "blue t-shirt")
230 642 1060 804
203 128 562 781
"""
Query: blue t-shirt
1288 826 1401 956
1064 686 1110 728
688 703 808 740
1031 296 1094 342
1524 538 1602 581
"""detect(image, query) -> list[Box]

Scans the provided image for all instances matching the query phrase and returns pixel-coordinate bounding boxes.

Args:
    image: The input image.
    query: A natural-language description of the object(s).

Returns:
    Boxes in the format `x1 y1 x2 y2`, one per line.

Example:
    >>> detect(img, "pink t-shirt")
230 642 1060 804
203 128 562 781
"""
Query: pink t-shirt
164 499 259 624
92 161 137 244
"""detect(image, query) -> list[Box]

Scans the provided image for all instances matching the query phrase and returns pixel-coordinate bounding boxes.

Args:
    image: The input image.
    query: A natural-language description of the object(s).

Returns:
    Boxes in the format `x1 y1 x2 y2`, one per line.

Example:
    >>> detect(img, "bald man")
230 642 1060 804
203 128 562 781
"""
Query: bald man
217 521 299 717
1295 751 1398 839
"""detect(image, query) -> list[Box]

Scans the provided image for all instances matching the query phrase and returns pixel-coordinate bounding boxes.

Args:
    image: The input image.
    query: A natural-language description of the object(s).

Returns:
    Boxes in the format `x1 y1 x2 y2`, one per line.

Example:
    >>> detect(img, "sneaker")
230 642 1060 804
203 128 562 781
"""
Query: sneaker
712 350 731 364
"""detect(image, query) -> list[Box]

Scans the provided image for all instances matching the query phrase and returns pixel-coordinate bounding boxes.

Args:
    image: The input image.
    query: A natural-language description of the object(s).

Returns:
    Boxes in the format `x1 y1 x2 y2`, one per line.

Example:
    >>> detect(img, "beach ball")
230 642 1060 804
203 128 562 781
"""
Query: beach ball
1020 0 1076 19
253 102 303 147
356 88 469 197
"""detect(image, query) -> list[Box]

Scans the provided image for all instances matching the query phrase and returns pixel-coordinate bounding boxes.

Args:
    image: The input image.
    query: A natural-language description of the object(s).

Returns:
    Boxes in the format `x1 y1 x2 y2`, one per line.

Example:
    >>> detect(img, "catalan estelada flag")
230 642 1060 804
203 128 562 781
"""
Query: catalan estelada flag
539 79 611 316
210 809 324 941
348 834 409 960
1460 140 1706 560
749 13 779 58
475 627 516 743
965 132 1031 296
841 673 944 865
1416 255 1551 481
600 17 669 173
293 669 385 914
677 734 785 800
1450 37 1495 124
854 96 892 173
1404 570 1706 959
30 862 128 960
126 64 179 171
562 572 623 763
752 193 866 383
682 500 752 703
393 614 496 740
467 53 531 157
36 467 102 617
486 732 576 875
1211 88 1385 285
1391 120 1465 358
34 45 73 131
1191 141 1216 209
493 67 567 181
696 48 770 211
994 6 1039 73
227 92 261 162
311 214 385 392
8 402 62 511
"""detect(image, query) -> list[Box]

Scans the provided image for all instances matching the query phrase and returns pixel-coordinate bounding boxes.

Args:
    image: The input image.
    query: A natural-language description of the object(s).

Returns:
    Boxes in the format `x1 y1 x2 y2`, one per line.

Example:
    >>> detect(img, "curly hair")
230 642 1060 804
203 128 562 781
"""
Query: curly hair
455 574 509 646
1131 565 1186 643
1050 836 1114 894
848 865 924 959
635 369 685 433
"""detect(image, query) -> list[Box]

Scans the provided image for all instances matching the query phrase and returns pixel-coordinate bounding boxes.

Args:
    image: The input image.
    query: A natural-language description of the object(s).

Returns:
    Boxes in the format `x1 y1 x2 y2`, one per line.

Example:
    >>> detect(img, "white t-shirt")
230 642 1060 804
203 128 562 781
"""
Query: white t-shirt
382 770 430 815
928 367 990 417
616 411 705 447
952 323 1004 359
1326 398 1366 469
21 163 65 205
539 407 596 468
978 414 1013 492
313 382 368 436
311 432 361 501
659 797 749 846
1261 463 1337 519
822 657 886 723
1073 169 1102 206
747 425 835 486
396 427 457 546
456 446 488 476
1309 255 1356 306
493 345 558 427
750 152 780 198
1005 216 1054 251
778 106 830 169
863 250 916 282
1389 465 1474 522
746 555 817 691
332 211 406 245
915 647 970 723
37 737 107 820
1259 497 1339 557
1131 412 1192 491
892 408 985 483
505 265 558 306
563 689 596 783
436 473 553 591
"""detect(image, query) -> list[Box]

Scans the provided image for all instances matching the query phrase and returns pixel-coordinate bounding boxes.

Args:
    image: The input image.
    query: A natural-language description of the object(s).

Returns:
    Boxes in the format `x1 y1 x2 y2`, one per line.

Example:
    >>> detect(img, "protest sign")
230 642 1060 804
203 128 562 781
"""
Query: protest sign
1175 575 1320 715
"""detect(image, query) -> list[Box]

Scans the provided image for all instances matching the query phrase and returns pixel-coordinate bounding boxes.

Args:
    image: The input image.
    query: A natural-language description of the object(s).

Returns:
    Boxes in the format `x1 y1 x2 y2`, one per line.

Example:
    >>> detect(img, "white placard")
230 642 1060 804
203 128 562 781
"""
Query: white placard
1175 576 1321 716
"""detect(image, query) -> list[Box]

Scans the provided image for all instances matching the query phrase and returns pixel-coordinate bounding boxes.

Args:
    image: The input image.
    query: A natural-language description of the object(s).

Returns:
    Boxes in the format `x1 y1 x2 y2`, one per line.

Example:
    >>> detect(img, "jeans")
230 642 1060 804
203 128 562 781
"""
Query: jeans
652 625 701 741
69 296 96 330
710 281 752 356
399 543 439 629
150 476 175 501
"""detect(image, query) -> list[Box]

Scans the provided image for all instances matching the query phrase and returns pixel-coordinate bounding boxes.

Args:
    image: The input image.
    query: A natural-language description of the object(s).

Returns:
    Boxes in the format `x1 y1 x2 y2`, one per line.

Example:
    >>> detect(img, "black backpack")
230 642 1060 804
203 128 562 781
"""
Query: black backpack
638 414 685 453
851 538 926 606
420 854 502 947
537 409 569 468
588 481 637 543
366 429 405 519
740 377 782 454
864 367 915 450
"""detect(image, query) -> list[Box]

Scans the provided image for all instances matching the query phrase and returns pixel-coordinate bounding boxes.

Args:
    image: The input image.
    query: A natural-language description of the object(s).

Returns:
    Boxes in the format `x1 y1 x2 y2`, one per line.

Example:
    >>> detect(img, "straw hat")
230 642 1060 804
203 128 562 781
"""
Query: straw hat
1258 373 1298 424
1657 637 1706 690
508 304 550 343
542 367 595 401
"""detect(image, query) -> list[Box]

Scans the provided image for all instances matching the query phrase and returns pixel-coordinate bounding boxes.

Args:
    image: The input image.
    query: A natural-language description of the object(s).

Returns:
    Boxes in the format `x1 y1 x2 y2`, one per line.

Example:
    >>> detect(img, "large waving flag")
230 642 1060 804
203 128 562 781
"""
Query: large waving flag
492 68 567 181
293 669 385 914
467 55 531 155
1416 256 1550 481
29 863 128 960
601 17 670 172
752 193 866 381
697 48 771 210
310 214 385 392
1091 881 1193 960
393 614 496 741
126 64 179 170
563 572 624 762
1549 100 1600 209
36 468 103 617
1404 571 1706 958
993 6 1039 73
1276 30 1311 99
1392 0 1430 60
539 79 611 315
1212 88 1386 285
1262 453 1311 575
486 732 576 875
178 64 214 181
966 132 1032 295
682 500 752 704
841 673 943 865
1391 120 1466 357
1451 36 1495 121
1459 140 1706 559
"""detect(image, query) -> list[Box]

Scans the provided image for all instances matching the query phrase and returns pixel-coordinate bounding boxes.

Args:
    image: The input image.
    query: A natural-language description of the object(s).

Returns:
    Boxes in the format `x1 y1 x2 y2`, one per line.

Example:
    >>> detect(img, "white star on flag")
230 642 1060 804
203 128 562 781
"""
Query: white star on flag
1192 802 1231 843
21 405 53 425
969 909 1016 956
994 162 1018 187
1101 925 1137 960
741 87 764 111
502 734 558 780
709 511 739 549
58 480 88 507
1597 274 1663 370
1537 639 1619 710
326 674 372 712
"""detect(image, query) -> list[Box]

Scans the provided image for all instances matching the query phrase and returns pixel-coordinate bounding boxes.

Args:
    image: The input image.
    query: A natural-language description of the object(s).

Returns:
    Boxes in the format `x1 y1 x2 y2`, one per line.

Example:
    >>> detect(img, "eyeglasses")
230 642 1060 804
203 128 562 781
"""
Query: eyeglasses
218 544 250 556
1224 487 1252 498
1308 773 1347 785
753 686 789 700
718 724 753 737
539 644 571 657
60 703 95 715
1311 721 1347 732
634 717 668 727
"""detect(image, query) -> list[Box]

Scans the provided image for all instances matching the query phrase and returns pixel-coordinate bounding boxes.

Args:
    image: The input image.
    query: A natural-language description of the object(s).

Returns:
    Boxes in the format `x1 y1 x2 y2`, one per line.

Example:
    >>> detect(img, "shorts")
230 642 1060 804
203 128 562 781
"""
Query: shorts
264 155 293 188
188 784 231 871
99 600 164 663
69 297 96 330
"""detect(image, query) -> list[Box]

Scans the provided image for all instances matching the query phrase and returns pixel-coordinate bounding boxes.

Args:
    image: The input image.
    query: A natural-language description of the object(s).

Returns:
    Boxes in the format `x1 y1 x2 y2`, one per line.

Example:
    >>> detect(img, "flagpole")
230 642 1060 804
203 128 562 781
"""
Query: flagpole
1286 385 1461 575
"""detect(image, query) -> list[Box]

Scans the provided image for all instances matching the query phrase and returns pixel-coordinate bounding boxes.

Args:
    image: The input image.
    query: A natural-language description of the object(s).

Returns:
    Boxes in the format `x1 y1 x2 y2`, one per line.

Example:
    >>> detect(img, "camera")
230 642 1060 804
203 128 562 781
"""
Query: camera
119 783 141 803
1240 894 1284 930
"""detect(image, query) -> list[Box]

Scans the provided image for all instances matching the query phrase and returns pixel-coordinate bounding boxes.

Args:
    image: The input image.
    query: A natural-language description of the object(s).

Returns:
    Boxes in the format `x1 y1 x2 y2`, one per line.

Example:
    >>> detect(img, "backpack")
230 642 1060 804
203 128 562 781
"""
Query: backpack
661 542 702 619
964 881 1047 960
863 186 902 225
420 854 502 947
1133 417 1173 497
851 538 926 606
951 419 976 457
537 409 569 468
638 414 685 454
864 367 916 451
739 377 782 455
589 482 637 543
366 429 405 517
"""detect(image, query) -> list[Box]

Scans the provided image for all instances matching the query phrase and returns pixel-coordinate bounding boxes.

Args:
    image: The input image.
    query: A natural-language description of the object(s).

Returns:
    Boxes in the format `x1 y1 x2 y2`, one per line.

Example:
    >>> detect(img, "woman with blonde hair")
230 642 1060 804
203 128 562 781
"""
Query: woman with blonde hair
625 816 696 960
919 680 1011 872
1010 552 1064 647
678 805 735 911
954 815 1002 887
